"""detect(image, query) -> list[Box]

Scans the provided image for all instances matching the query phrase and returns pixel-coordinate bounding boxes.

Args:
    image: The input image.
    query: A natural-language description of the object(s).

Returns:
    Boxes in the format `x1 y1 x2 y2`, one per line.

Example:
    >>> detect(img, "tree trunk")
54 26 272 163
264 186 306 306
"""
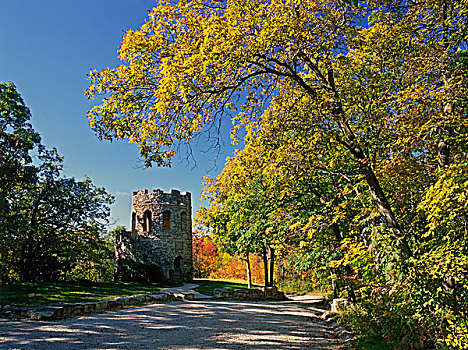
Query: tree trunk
268 247 275 287
331 223 357 302
334 112 412 259
332 273 340 299
438 0 453 170
438 132 450 168
262 245 269 287
246 252 252 289
320 70 412 260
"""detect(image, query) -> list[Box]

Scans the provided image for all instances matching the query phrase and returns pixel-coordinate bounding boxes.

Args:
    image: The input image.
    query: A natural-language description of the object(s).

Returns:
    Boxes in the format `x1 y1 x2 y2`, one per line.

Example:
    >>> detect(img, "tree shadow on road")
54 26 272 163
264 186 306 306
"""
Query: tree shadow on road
0 299 346 349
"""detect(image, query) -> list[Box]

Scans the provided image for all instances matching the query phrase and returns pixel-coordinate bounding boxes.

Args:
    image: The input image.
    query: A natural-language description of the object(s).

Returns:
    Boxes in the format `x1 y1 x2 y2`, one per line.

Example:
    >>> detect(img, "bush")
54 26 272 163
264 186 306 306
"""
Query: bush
116 259 163 283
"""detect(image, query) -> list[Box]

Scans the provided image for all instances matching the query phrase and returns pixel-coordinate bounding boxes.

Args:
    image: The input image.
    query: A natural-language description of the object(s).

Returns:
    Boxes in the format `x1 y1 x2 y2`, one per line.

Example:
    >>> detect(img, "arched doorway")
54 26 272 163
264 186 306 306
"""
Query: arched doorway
174 256 184 281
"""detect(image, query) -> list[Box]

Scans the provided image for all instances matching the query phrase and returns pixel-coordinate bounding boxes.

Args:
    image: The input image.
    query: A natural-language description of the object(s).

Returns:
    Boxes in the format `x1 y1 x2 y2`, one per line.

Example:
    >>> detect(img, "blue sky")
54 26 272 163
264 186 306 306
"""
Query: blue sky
0 0 234 230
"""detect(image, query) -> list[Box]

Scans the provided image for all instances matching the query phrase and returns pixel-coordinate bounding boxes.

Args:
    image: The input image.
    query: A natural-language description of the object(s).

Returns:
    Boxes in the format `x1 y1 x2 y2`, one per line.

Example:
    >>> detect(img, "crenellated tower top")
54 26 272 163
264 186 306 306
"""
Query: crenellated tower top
131 188 191 236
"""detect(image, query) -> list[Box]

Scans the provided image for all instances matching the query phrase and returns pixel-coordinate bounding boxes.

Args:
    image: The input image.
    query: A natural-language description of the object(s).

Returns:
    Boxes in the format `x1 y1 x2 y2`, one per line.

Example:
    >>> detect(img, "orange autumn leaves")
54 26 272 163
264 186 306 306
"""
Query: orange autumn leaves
192 233 264 284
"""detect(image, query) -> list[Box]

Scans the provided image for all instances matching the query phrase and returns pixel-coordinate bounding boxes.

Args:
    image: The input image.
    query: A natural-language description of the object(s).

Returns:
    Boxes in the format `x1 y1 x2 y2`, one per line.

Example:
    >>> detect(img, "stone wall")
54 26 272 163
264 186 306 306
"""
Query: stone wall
0 292 189 321
212 286 287 301
115 188 193 283
0 287 286 321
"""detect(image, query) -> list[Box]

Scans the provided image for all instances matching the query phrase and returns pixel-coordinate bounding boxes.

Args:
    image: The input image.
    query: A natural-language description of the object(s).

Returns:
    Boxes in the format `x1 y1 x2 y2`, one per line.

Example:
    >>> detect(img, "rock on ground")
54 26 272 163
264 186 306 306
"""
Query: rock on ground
0 299 350 349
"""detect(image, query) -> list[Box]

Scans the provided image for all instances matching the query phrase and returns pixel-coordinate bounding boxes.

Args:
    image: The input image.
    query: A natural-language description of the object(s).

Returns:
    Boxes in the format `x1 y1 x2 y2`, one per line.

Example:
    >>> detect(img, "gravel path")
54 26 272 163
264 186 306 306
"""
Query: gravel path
0 298 349 350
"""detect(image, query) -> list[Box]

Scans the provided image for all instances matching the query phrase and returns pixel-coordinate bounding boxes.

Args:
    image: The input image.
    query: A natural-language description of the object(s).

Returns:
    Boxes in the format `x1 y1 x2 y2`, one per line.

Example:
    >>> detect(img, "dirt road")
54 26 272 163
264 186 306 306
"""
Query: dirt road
0 298 350 349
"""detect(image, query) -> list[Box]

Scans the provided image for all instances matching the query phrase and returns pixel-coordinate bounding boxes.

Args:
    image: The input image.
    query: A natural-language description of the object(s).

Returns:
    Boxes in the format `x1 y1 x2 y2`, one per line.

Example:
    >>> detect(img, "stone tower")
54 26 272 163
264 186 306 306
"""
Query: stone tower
115 189 193 283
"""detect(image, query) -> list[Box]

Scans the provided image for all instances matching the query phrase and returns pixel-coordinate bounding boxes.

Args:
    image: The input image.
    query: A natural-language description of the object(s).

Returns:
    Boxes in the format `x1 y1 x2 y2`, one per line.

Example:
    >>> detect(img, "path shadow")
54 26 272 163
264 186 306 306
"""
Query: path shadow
0 299 345 350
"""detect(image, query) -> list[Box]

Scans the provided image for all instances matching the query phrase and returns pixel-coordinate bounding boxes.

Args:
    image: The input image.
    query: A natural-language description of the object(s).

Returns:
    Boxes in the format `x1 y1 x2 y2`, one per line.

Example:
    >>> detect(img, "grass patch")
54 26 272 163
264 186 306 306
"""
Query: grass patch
194 278 261 296
0 281 178 307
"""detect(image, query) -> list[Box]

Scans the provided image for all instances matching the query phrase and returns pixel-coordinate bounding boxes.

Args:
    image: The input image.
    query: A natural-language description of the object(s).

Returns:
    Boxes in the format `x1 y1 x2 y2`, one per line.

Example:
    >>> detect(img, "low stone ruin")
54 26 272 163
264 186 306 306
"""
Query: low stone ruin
213 286 287 301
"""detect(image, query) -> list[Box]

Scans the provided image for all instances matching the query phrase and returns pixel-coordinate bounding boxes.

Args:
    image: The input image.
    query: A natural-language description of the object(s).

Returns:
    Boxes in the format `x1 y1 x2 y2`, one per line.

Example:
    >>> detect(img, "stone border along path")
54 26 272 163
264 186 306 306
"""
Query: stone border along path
0 284 288 321
0 284 353 349
0 284 213 321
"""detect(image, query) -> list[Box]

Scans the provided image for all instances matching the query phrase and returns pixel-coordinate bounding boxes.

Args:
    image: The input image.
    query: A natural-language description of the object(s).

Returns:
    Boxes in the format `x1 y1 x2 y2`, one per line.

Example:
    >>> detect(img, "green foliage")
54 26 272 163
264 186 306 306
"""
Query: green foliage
0 82 41 197
116 259 163 283
343 288 436 348
355 336 392 350
65 230 115 282
0 82 114 284
276 278 327 296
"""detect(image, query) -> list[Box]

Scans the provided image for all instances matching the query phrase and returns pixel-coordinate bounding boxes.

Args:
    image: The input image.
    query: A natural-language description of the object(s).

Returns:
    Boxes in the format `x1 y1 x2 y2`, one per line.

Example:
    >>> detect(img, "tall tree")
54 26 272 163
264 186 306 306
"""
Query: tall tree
0 82 41 215
86 0 468 259
85 1 468 346
0 82 114 283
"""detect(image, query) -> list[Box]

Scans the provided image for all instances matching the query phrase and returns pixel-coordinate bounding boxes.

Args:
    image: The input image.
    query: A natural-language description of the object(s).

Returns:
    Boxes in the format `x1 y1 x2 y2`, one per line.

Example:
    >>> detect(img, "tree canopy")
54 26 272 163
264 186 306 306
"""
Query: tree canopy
87 0 468 347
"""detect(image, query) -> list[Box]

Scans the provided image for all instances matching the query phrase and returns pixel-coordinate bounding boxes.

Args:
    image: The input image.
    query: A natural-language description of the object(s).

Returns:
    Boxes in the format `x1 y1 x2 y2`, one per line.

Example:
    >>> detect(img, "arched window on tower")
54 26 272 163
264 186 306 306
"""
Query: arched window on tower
180 212 186 230
162 210 171 230
131 212 136 233
142 210 151 232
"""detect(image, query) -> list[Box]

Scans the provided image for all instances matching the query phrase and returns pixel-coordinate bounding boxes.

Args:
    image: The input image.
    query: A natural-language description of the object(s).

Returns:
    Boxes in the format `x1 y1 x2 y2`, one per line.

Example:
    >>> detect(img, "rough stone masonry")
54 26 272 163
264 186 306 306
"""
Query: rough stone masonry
114 189 193 283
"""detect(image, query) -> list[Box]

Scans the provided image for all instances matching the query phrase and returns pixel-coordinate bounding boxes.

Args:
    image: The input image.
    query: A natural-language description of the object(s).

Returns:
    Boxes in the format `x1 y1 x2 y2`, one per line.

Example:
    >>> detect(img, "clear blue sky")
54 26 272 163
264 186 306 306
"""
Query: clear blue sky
0 0 234 230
